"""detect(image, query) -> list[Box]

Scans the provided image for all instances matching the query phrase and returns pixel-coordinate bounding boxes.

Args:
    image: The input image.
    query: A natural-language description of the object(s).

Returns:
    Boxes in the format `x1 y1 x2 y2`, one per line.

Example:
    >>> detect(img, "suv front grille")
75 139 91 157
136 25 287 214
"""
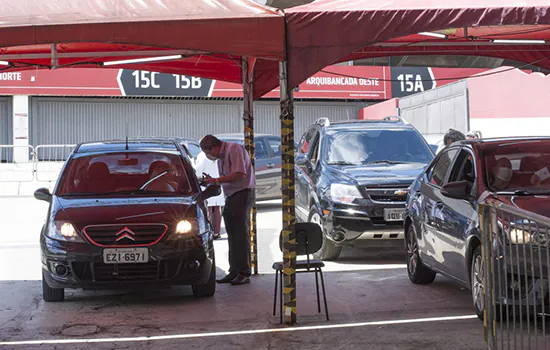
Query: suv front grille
363 184 410 203
82 224 168 247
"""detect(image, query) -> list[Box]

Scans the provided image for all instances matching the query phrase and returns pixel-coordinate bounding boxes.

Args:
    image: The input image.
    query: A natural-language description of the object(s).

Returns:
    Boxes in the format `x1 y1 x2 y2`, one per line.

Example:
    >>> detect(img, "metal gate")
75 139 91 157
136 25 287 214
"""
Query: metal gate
480 201 550 349
29 97 362 145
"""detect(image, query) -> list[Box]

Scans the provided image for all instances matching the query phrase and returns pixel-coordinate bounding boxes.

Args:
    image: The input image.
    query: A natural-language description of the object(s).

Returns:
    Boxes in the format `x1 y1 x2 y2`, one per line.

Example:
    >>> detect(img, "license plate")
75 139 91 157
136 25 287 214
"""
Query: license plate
102 248 149 264
384 209 406 222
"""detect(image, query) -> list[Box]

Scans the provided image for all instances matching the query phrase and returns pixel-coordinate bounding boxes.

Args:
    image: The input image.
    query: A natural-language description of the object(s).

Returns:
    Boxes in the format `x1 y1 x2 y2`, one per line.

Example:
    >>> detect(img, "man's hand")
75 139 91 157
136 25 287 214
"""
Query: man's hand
202 177 219 185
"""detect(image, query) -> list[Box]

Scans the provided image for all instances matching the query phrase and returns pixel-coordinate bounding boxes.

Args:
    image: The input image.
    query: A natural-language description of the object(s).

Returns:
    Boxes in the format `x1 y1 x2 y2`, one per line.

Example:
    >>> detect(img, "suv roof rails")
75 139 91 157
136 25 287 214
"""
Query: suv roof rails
315 117 330 127
382 116 408 124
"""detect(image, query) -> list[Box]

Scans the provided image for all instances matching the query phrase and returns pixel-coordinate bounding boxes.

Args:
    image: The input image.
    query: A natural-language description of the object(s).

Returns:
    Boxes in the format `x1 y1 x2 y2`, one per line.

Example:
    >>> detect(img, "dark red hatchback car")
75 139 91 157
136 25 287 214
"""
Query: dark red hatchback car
34 139 220 302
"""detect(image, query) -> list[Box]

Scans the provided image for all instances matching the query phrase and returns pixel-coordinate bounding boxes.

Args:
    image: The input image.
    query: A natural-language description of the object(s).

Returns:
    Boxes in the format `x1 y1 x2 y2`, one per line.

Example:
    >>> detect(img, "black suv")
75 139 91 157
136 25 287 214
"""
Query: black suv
295 117 435 260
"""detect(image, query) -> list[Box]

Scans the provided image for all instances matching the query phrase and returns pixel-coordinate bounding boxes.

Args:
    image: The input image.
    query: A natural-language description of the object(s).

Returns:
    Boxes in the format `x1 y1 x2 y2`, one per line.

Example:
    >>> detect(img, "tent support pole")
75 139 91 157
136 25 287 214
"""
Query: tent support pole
279 60 297 325
242 57 258 275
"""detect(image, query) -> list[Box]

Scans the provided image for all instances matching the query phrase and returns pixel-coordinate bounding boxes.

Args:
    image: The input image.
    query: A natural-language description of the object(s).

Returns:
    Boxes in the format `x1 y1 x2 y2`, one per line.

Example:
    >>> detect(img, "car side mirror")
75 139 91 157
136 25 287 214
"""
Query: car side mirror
201 184 222 200
34 188 52 203
441 181 469 200
295 154 307 166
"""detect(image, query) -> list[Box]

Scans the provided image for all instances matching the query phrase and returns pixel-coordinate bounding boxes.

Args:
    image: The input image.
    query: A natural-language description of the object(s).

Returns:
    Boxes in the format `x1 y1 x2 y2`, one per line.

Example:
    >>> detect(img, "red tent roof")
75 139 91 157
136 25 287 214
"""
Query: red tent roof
285 0 550 90
0 0 284 99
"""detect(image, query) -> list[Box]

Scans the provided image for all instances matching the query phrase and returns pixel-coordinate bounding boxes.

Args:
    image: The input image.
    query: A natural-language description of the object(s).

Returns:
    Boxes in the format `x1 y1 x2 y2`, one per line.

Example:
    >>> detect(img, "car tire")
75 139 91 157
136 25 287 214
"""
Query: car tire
310 209 342 261
405 225 436 285
42 272 64 302
470 246 486 320
192 257 216 298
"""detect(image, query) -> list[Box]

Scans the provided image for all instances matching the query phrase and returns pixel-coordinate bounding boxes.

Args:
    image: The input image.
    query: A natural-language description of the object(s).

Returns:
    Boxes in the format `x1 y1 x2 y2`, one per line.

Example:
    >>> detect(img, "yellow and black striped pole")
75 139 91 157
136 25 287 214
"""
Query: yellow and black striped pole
279 61 297 325
242 57 258 275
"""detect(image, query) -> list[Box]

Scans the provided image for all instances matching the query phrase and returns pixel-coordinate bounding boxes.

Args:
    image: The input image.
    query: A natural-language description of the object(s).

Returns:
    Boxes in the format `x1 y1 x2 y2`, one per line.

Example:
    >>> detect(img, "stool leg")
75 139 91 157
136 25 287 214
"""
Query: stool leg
279 270 283 324
315 268 321 313
273 269 278 316
319 269 329 321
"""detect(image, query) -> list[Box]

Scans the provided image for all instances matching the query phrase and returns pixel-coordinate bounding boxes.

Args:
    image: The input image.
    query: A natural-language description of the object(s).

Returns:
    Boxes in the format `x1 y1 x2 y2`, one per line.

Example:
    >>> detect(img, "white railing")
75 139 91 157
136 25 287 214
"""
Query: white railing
0 145 35 182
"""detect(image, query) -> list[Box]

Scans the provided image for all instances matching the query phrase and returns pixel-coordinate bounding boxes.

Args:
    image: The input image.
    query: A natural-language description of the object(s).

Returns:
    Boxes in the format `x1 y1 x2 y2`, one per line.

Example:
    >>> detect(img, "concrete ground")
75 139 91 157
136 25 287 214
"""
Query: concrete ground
0 195 486 349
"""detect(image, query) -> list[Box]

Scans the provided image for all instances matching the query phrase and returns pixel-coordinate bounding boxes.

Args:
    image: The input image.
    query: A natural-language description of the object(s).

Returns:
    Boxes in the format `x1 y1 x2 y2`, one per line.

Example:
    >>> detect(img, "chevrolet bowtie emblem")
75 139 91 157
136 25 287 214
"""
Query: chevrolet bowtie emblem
116 226 136 242
394 190 408 196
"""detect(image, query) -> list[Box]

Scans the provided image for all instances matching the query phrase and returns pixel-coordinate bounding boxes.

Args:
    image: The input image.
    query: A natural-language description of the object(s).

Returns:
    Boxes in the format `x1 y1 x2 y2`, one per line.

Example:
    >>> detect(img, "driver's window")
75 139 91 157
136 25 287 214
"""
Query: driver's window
428 148 458 187
309 132 321 164
298 129 317 156
448 149 476 194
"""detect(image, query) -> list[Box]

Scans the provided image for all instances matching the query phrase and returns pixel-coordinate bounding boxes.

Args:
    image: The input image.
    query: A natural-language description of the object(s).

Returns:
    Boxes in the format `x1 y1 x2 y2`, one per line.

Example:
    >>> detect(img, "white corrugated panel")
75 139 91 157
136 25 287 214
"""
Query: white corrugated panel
29 97 361 145
399 80 468 135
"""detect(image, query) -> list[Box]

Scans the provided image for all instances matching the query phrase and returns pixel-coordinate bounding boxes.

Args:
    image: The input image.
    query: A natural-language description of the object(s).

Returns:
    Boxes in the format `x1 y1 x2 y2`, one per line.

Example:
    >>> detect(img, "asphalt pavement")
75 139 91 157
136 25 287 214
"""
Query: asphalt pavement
0 196 486 349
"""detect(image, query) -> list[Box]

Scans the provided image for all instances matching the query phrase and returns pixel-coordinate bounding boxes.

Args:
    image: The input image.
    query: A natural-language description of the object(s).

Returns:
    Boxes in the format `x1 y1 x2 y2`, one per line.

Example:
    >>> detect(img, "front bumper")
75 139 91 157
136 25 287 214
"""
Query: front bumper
323 203 406 243
41 236 213 290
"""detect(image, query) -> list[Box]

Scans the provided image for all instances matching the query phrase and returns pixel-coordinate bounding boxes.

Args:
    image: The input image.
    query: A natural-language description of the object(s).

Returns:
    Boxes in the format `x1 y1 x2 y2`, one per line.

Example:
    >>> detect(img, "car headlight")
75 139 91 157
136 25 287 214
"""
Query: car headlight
47 220 85 243
508 228 532 244
176 220 193 234
330 184 362 204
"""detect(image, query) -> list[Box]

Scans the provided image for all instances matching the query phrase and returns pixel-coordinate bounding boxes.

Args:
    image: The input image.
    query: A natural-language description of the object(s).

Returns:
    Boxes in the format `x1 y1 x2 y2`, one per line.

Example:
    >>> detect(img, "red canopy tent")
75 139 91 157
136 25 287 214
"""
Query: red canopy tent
284 0 550 89
0 0 284 99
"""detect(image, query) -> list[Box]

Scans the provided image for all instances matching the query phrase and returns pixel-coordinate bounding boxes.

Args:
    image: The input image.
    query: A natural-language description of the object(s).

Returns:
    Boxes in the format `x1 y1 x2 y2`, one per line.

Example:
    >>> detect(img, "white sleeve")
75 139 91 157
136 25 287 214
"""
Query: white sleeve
194 152 206 175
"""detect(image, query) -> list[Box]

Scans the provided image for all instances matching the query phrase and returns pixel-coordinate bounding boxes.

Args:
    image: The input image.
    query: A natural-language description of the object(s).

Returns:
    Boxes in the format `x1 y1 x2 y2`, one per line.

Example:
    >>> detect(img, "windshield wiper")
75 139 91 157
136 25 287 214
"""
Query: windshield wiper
327 161 362 165
496 190 535 196
61 192 100 197
364 160 404 165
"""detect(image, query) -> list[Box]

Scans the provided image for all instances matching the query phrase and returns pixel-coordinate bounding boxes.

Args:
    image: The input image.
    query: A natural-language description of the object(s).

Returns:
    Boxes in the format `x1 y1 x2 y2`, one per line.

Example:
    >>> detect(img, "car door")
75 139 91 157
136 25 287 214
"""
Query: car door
252 138 272 201
419 147 459 269
265 136 283 199
295 128 318 221
433 148 478 282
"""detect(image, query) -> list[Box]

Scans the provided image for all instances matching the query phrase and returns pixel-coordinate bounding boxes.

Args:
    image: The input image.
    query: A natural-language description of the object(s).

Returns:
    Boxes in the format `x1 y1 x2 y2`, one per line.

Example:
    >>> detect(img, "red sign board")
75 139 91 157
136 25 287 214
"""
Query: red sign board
0 66 492 100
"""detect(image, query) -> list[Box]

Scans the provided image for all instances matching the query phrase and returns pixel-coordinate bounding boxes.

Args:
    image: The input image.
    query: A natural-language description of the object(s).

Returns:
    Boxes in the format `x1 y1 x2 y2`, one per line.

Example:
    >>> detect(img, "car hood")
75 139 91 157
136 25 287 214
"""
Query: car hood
492 195 550 218
328 162 428 186
54 196 195 232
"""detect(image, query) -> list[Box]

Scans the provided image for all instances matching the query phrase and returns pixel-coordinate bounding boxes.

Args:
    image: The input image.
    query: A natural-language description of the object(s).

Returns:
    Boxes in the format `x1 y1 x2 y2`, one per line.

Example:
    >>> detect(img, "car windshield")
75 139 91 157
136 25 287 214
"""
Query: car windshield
484 141 550 194
325 129 434 165
57 151 197 197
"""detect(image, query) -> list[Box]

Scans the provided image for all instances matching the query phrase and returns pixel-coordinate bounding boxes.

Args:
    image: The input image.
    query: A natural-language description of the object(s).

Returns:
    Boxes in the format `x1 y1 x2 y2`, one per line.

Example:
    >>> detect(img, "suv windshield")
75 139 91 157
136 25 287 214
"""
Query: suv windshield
484 141 550 194
57 151 197 197
325 129 434 165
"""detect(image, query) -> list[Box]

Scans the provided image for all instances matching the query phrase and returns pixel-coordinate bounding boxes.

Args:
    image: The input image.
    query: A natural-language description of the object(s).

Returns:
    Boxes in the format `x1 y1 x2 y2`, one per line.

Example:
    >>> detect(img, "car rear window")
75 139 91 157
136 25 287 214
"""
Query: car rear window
325 129 434 165
56 152 197 197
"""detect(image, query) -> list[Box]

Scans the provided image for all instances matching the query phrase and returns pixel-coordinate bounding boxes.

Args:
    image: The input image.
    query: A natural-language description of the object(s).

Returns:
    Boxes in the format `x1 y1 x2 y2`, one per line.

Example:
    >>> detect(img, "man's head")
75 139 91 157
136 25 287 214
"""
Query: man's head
466 130 481 140
200 135 223 160
491 157 513 191
443 129 466 146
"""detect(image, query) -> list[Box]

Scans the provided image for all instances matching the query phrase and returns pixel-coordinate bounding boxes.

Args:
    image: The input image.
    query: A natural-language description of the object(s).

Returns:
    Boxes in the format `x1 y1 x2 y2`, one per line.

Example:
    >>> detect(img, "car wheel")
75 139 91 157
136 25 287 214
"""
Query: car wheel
310 209 342 261
192 257 216 298
471 246 485 320
405 225 436 284
42 272 64 302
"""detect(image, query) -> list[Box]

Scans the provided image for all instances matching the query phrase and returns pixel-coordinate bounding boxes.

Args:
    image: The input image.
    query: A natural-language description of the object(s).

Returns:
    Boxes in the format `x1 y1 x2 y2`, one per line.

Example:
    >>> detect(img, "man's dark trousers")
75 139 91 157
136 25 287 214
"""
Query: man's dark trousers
222 189 254 277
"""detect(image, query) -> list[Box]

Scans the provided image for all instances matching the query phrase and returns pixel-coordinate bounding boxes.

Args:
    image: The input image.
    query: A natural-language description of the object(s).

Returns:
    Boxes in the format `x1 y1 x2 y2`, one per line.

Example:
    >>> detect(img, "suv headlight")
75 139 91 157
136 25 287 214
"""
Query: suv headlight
330 184 362 204
47 220 85 243
508 228 532 244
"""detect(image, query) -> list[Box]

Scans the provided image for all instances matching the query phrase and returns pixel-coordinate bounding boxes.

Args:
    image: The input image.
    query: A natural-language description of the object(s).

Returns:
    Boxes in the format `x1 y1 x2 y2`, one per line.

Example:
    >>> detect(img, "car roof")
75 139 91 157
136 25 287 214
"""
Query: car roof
216 133 274 139
458 137 550 150
75 139 179 154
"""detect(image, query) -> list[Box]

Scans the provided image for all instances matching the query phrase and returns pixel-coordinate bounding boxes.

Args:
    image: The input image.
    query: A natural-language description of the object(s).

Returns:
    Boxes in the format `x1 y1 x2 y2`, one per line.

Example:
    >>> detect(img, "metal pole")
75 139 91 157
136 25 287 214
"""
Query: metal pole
242 57 258 275
481 204 496 349
279 61 297 325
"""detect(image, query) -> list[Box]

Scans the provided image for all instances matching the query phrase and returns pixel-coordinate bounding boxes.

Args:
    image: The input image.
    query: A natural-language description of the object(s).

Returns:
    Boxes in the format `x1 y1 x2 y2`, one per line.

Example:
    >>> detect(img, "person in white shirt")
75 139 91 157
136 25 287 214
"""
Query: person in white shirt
194 151 225 239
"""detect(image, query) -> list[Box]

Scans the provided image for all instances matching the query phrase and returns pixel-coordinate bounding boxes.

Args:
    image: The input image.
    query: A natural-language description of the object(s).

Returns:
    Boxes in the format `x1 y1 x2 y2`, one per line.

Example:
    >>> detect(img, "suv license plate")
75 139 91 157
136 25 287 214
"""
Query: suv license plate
384 209 406 222
103 248 149 264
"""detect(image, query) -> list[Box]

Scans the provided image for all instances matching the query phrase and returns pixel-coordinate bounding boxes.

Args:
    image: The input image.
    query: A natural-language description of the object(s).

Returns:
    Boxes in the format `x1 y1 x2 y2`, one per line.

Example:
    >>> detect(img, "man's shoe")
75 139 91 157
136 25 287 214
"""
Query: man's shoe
230 274 250 285
216 274 236 283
